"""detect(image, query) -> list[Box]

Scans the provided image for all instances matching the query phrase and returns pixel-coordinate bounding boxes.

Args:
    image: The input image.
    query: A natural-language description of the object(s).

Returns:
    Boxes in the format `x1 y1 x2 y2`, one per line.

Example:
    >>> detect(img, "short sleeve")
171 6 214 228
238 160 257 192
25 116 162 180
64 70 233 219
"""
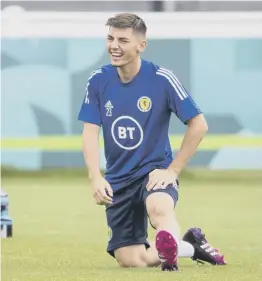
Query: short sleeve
78 70 102 126
157 68 202 124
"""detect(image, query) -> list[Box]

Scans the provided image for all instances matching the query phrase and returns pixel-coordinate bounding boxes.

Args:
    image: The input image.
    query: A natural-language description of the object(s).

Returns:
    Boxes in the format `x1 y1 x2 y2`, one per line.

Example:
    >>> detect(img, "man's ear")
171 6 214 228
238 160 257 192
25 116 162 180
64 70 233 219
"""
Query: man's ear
138 40 147 54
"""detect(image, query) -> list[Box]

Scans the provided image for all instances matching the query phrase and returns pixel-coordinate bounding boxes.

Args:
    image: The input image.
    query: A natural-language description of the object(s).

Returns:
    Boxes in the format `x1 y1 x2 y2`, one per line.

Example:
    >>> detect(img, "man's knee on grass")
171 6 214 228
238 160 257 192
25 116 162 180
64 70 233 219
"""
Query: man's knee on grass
114 245 148 268
146 192 175 229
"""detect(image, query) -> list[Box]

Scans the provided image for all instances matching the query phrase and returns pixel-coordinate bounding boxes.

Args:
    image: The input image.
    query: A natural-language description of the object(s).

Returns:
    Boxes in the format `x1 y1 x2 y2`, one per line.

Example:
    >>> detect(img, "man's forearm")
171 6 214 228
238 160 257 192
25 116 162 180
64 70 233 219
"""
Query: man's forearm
168 115 208 175
82 125 102 180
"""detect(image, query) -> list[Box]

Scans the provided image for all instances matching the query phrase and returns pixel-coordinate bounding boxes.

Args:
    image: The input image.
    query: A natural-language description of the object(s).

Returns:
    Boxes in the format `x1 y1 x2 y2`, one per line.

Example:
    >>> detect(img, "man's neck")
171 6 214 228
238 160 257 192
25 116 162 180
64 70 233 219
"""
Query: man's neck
117 58 141 83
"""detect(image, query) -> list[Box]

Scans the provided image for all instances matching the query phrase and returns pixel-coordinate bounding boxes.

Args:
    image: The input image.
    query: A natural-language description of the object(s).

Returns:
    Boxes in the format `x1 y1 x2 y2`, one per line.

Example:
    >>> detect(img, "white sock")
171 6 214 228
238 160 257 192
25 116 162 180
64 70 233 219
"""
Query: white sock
178 241 195 257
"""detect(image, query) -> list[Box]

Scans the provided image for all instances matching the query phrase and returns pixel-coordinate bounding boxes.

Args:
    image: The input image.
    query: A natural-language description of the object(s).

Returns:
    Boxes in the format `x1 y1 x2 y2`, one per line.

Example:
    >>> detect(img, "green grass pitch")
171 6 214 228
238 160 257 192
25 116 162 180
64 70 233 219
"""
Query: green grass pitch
2 174 262 281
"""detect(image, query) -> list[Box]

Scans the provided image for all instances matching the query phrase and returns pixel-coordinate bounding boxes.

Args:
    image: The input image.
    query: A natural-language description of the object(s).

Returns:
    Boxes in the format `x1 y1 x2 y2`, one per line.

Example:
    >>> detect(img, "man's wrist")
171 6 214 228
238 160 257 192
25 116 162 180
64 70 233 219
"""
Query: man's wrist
168 165 182 176
89 171 103 181
168 150 189 176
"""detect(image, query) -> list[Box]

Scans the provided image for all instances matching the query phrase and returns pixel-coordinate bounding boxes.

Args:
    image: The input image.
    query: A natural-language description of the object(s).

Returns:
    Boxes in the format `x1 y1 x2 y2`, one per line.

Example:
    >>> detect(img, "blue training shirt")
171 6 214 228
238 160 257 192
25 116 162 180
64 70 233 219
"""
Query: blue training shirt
78 59 201 191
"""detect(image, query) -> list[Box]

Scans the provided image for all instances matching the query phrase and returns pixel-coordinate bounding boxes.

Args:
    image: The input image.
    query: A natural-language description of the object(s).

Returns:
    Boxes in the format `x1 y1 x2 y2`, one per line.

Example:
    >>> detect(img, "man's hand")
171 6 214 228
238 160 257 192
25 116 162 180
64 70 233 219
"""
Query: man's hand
91 176 113 206
146 169 178 191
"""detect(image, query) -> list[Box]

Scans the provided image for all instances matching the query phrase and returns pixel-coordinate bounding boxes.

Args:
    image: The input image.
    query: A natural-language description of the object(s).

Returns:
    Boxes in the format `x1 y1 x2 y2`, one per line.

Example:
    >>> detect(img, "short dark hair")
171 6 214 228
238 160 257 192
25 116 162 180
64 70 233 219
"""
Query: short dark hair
106 13 147 36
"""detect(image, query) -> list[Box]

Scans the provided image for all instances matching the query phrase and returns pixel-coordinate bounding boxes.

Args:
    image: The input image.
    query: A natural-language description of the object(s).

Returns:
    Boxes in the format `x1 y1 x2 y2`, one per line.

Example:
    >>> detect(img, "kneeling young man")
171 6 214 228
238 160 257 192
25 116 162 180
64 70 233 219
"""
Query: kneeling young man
78 13 226 271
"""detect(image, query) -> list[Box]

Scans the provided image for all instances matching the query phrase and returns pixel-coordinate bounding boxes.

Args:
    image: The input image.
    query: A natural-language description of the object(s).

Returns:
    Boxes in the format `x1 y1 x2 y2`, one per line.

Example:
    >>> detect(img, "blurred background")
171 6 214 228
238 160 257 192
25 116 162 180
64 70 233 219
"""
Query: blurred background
2 0 262 12
1 0 262 171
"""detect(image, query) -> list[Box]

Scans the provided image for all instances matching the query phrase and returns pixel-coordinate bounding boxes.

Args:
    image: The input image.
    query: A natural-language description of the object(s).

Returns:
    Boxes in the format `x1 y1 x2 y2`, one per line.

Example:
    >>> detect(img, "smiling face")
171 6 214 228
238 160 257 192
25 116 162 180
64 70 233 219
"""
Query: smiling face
105 13 147 68
106 27 146 67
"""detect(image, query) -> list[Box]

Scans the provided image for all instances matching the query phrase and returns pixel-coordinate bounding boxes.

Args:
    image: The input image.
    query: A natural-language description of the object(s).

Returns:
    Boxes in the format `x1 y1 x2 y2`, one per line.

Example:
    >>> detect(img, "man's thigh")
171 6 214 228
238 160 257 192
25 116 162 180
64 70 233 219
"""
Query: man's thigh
143 180 179 227
114 244 148 267
144 179 179 205
106 184 150 257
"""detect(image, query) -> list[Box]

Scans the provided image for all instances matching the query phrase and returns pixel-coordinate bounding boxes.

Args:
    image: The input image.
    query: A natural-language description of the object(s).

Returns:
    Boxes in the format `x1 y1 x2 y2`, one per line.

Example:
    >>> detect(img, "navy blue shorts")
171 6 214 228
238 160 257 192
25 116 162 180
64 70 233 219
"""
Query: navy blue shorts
106 174 179 257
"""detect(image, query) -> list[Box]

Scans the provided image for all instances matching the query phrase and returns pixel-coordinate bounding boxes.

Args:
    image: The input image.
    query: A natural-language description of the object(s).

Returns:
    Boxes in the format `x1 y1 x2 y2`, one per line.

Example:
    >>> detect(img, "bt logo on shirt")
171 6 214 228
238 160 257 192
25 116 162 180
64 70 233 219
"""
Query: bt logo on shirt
118 127 135 140
111 116 144 150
